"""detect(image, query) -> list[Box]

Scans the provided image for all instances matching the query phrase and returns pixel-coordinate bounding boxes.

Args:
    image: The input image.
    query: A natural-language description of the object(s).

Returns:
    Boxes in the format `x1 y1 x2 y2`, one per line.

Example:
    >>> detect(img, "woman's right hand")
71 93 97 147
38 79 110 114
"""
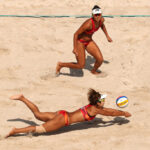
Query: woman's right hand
73 49 78 57
124 111 131 117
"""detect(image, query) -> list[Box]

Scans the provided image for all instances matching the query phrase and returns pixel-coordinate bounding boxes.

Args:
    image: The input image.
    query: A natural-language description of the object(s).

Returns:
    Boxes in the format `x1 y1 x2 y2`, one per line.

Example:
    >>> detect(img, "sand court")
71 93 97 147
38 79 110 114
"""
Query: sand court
0 1 150 150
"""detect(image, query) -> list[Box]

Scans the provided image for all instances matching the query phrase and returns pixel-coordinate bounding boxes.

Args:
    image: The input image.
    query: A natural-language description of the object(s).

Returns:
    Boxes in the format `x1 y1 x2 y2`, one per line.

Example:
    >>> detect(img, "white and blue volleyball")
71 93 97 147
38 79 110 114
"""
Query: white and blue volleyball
116 96 128 108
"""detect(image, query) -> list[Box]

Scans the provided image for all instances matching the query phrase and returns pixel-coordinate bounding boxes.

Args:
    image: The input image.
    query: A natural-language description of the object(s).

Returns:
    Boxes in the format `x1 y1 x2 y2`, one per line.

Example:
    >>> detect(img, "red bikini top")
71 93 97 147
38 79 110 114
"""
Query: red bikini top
85 18 102 35
80 104 96 121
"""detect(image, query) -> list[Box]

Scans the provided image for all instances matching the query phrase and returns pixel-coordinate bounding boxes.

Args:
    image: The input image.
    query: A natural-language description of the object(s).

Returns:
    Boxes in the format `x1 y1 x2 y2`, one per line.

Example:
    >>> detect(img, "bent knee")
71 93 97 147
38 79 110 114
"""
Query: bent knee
34 112 42 120
97 57 104 64
78 63 85 69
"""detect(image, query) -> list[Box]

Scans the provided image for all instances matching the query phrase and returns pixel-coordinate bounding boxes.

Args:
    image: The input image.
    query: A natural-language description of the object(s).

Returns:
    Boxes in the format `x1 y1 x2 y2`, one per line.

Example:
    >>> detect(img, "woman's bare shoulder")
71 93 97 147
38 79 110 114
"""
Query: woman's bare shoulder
82 18 92 26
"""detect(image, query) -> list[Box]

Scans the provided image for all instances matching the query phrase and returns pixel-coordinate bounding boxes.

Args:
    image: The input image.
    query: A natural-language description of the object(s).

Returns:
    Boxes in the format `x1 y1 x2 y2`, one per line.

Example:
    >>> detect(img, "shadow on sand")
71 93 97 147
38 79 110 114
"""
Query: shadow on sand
7 117 129 137
59 56 109 77
7 118 38 126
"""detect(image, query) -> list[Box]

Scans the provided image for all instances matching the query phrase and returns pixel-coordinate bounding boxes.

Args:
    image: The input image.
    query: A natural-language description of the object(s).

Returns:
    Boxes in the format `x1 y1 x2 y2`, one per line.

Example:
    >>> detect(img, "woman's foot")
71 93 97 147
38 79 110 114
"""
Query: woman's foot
9 94 24 100
56 62 62 75
91 70 101 75
91 70 107 78
5 128 16 138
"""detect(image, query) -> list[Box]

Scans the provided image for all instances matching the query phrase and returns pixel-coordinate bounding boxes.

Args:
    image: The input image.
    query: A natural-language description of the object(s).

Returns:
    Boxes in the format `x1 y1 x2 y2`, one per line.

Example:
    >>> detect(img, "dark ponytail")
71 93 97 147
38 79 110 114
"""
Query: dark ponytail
92 5 101 10
88 88 101 105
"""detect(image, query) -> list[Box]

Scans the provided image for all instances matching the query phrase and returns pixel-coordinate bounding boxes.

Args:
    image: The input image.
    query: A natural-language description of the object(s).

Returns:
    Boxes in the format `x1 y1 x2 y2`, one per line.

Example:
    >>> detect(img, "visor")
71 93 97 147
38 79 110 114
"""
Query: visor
100 94 107 99
92 8 102 14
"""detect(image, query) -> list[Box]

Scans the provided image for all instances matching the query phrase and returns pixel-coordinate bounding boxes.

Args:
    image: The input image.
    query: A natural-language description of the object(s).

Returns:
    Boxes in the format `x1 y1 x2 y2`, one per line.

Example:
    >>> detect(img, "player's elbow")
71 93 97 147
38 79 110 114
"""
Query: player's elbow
74 32 79 38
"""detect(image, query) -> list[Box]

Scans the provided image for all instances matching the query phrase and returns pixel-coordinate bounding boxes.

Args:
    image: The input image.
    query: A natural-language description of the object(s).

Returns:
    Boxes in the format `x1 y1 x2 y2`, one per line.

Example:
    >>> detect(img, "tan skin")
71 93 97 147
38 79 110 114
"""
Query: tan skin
56 13 112 75
6 94 131 138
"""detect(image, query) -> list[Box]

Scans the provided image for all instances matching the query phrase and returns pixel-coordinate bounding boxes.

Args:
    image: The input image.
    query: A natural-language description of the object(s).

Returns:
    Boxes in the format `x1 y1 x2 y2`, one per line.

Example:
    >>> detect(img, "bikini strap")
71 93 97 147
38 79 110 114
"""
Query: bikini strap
83 107 91 121
91 18 95 31
85 104 92 108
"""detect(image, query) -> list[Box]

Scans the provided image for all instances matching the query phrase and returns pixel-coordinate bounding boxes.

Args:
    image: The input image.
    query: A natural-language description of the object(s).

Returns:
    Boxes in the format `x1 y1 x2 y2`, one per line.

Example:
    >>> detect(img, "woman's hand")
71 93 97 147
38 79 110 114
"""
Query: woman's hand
73 49 78 57
124 111 131 117
107 36 113 42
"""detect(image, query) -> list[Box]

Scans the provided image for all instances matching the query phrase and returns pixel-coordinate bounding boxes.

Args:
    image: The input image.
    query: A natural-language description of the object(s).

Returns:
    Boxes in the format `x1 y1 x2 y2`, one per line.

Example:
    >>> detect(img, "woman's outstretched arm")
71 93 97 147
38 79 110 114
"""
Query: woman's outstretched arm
98 107 131 117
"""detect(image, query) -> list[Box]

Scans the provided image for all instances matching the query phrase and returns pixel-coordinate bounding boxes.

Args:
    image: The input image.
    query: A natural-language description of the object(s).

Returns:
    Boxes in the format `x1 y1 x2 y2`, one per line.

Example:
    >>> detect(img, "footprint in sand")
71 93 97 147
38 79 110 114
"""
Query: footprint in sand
0 135 5 140
0 48 10 55
0 68 17 80
133 103 139 106
40 70 57 80
96 72 108 78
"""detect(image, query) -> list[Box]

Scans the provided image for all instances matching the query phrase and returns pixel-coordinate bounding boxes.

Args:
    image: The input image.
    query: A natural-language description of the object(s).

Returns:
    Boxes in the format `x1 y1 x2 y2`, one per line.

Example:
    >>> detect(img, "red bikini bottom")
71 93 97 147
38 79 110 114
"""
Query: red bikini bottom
58 110 69 126
78 39 92 47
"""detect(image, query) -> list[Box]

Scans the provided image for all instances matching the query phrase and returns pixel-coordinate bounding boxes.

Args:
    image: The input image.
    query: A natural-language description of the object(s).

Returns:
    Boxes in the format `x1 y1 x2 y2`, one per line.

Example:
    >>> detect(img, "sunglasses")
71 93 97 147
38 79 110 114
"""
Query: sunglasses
94 14 101 17
97 98 105 103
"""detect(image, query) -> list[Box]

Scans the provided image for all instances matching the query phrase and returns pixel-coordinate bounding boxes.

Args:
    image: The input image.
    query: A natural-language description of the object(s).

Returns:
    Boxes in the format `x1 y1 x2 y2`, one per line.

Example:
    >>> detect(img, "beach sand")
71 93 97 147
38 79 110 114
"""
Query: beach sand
0 0 150 150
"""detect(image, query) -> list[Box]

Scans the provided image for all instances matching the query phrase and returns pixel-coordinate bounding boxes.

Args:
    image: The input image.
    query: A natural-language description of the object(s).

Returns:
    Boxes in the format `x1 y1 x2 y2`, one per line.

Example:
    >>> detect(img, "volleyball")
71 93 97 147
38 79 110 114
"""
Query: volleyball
116 96 128 108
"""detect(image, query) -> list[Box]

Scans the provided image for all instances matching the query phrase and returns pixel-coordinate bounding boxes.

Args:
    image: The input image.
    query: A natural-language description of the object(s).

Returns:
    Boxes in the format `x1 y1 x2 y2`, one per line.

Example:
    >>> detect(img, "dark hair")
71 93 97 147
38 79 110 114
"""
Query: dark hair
92 5 101 10
88 88 101 105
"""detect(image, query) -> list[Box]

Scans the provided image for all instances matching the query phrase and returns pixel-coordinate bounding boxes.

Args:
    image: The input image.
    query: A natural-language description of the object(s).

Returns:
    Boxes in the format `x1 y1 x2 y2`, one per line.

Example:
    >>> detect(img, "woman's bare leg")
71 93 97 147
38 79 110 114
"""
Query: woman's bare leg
56 41 86 74
86 41 104 74
10 94 57 122
6 126 36 138
42 114 65 132
6 113 65 138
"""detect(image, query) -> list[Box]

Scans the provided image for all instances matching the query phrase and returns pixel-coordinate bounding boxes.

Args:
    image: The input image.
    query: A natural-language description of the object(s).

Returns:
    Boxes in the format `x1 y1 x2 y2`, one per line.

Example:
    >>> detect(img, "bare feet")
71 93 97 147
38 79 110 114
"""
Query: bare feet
5 128 16 138
9 94 24 100
91 70 101 75
91 70 107 77
56 62 62 75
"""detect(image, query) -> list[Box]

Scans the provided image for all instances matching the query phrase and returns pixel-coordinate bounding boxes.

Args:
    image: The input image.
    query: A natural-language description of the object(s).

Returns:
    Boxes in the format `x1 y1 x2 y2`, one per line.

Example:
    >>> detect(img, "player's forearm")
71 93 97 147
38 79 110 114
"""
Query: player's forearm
110 109 125 116
102 108 125 116
101 24 109 37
